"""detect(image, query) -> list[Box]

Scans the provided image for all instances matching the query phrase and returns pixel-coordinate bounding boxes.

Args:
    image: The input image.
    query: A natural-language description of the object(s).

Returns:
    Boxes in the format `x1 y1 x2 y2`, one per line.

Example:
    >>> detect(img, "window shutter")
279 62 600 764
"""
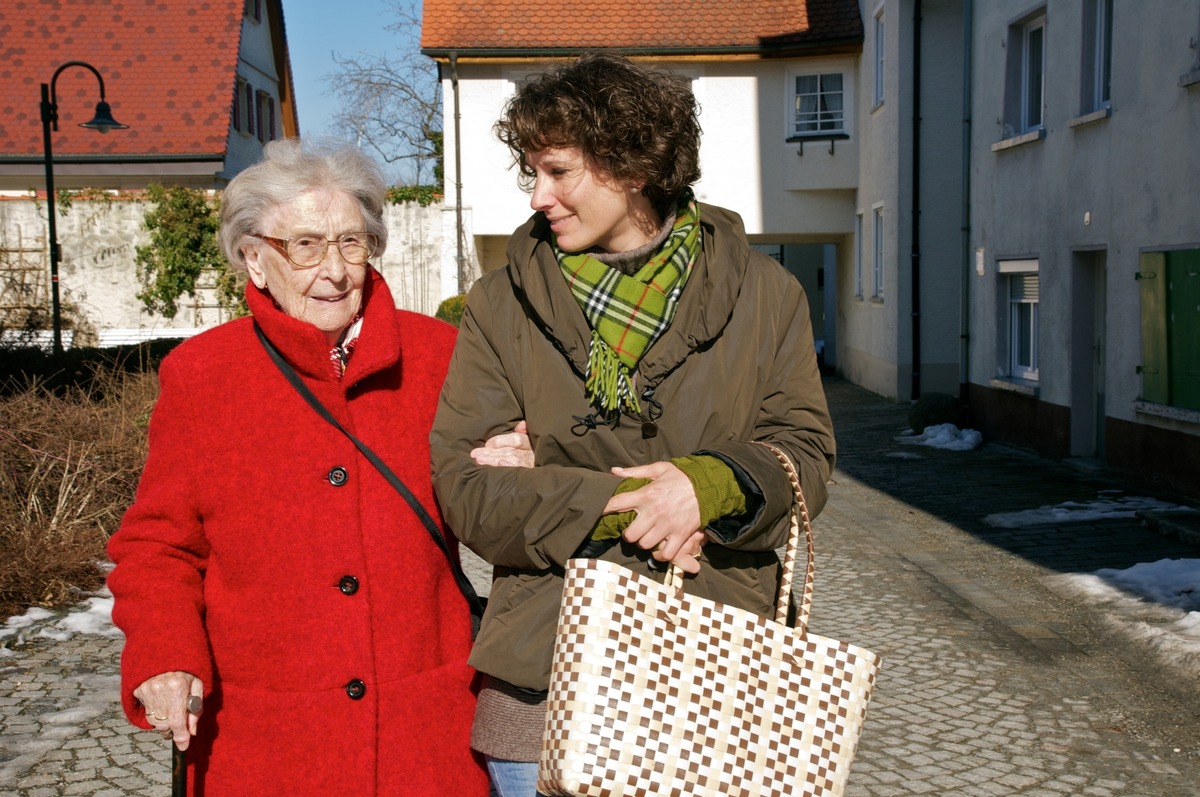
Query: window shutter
1167 250 1200 411
269 97 276 141
1138 253 1169 403
245 82 255 136
1009 274 1039 302
232 80 241 131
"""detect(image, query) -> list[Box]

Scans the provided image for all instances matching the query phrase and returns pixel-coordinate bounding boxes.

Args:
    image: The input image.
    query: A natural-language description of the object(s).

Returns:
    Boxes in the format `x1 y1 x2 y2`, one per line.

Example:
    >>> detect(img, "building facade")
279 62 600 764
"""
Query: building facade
964 0 1200 495
427 1 1200 498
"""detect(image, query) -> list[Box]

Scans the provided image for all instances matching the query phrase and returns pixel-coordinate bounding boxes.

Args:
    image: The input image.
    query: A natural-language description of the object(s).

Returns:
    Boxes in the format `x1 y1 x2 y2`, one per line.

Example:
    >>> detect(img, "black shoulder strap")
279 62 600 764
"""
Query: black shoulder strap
253 323 485 633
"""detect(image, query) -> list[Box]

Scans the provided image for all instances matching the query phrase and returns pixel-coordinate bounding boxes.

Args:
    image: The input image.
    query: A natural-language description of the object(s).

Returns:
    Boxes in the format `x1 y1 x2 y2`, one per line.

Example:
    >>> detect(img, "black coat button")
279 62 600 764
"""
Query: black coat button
345 679 366 700
327 466 348 486
338 575 359 595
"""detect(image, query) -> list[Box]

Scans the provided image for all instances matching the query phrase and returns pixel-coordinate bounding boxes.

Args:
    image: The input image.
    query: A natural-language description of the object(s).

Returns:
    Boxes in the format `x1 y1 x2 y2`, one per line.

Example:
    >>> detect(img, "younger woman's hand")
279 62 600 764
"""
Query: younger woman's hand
605 461 705 573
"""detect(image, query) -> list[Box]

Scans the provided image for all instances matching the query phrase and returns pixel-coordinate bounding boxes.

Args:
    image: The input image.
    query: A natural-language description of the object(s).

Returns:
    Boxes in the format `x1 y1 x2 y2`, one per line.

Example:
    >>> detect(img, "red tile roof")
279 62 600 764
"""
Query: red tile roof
421 0 863 55
0 0 249 158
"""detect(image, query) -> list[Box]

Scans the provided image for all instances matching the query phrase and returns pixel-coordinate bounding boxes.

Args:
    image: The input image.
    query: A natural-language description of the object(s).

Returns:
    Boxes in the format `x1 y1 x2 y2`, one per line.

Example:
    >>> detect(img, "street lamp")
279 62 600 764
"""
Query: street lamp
40 60 128 354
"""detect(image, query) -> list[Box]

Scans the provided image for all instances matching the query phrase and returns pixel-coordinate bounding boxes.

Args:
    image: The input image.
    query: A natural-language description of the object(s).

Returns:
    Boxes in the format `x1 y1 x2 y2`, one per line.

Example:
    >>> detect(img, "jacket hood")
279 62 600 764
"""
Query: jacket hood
504 203 751 383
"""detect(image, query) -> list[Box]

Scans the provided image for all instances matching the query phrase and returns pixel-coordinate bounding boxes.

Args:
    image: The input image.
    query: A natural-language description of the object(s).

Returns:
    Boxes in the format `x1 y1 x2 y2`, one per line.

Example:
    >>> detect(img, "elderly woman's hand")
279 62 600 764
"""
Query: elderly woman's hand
606 462 705 574
472 420 534 468
134 672 205 750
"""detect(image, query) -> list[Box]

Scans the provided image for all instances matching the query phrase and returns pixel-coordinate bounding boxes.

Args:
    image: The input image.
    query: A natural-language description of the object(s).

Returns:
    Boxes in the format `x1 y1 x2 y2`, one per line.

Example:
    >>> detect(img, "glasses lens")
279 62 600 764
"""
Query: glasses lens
287 235 328 268
336 233 376 265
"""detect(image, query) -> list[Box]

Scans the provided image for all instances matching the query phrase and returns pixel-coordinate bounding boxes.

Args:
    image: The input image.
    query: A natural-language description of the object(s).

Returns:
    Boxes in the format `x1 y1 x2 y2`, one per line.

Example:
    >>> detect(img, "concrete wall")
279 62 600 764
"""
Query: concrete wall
0 196 446 345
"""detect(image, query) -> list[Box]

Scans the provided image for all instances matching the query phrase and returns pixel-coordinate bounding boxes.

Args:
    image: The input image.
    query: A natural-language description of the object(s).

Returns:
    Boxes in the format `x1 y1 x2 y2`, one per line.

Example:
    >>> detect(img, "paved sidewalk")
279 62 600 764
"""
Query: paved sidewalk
3 377 1199 795
813 379 1200 797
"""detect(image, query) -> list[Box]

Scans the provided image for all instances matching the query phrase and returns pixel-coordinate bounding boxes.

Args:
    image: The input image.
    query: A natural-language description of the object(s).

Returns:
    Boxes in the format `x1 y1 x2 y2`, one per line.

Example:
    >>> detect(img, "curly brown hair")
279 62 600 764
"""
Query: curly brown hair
494 51 701 206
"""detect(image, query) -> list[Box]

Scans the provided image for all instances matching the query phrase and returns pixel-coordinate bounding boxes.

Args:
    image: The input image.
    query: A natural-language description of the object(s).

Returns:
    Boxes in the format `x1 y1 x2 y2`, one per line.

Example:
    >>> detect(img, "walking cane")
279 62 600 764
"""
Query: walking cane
172 743 186 797
172 694 201 796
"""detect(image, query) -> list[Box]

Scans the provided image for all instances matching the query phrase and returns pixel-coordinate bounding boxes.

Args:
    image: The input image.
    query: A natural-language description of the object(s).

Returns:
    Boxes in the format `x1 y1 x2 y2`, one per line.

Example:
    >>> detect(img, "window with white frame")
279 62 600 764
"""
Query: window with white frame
854 213 864 298
872 206 884 299
873 10 885 106
1003 10 1047 137
1022 17 1046 130
1000 260 1039 381
1081 0 1112 113
791 73 845 137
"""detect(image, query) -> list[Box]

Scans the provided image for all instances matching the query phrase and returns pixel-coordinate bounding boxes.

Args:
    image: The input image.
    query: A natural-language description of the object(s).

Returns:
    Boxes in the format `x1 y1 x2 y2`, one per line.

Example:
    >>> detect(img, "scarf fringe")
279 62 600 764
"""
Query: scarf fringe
586 330 640 414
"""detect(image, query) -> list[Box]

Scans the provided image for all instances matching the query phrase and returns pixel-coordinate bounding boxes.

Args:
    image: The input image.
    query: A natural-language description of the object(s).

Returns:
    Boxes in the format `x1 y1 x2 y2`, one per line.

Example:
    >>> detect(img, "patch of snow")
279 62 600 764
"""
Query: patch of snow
895 423 982 451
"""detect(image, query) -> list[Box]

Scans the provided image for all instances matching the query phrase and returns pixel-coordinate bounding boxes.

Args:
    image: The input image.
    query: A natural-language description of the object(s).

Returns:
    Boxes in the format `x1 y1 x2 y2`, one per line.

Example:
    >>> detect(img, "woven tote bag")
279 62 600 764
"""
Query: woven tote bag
537 443 881 797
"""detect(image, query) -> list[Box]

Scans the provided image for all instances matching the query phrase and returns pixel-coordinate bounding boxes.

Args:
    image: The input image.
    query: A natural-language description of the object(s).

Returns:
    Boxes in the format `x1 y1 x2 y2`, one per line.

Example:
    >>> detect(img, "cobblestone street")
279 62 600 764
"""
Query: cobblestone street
3 377 1199 795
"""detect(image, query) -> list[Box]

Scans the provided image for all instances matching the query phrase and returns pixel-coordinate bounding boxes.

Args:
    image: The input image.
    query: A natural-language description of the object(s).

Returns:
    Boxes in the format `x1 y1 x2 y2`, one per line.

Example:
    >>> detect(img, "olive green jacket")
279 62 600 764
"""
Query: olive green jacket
430 203 835 690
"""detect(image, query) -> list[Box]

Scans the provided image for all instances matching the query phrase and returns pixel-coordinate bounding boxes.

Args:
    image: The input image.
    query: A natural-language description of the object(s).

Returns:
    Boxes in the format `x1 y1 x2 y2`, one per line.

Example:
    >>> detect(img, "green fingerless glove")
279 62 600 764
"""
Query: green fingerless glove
671 454 747 529
589 477 651 541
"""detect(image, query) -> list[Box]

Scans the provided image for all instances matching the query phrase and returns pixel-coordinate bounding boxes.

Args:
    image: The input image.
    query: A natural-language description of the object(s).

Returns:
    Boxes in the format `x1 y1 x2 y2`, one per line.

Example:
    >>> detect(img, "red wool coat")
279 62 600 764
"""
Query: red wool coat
107 270 487 796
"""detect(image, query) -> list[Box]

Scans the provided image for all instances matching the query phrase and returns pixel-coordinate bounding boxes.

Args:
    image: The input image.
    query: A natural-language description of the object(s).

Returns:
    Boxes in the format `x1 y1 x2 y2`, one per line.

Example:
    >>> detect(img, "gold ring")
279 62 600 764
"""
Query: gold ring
692 551 702 559
151 713 168 722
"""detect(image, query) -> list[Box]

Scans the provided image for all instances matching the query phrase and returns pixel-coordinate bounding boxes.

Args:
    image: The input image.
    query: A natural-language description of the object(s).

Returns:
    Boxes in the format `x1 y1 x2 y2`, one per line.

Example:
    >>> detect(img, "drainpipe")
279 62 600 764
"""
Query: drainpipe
449 51 466 293
910 0 923 400
959 0 974 403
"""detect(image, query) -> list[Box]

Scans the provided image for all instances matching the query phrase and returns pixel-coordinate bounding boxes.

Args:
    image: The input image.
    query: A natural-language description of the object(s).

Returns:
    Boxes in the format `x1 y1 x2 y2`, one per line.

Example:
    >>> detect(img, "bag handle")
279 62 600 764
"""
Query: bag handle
253 323 486 633
666 441 813 632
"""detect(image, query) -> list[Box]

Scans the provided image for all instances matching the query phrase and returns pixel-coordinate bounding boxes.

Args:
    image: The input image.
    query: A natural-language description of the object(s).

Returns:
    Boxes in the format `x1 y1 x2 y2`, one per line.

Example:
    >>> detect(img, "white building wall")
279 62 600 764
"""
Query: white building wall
691 64 763 229
842 0 905 399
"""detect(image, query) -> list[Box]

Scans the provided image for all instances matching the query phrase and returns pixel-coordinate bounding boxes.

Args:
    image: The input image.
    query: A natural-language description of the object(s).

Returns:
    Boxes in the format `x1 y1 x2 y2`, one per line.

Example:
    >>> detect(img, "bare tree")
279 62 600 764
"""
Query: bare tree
326 0 441 186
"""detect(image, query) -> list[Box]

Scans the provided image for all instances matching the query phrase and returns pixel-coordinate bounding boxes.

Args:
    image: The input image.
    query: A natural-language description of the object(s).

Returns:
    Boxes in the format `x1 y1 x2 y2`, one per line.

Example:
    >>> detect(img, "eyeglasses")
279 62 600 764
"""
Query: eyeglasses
253 232 379 269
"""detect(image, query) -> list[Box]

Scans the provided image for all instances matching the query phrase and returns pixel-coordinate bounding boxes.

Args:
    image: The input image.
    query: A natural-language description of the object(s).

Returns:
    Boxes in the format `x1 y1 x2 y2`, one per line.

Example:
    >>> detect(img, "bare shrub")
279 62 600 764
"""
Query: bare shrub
0 367 157 619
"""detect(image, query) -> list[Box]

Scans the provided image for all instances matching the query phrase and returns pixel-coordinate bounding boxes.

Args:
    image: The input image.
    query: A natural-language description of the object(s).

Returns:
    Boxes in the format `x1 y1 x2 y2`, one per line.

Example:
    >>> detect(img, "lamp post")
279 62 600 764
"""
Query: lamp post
40 60 128 354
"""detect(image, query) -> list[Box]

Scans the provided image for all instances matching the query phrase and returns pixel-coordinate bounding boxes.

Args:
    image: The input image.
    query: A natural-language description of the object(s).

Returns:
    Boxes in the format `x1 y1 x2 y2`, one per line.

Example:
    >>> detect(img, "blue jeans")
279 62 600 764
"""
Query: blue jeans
485 757 544 797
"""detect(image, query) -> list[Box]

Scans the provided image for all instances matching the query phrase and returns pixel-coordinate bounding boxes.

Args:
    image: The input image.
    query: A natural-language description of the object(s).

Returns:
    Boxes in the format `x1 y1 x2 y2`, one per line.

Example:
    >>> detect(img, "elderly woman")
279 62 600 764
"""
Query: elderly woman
107 139 487 796
430 52 836 796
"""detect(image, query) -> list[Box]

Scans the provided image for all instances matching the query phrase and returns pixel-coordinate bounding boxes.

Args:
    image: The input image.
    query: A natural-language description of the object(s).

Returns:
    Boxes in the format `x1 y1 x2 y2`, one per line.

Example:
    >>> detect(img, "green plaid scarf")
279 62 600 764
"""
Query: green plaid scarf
556 198 701 414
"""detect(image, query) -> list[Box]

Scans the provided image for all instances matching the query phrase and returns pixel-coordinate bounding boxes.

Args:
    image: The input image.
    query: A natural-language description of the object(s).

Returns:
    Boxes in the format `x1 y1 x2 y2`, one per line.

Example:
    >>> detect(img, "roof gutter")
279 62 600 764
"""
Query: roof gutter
958 0 974 404
910 0 923 400
420 39 864 61
449 50 468 294
0 154 226 165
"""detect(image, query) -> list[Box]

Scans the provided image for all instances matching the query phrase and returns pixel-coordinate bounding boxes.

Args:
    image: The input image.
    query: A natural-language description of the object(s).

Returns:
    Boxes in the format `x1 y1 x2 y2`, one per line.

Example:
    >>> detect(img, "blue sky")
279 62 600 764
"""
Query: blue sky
281 0 409 139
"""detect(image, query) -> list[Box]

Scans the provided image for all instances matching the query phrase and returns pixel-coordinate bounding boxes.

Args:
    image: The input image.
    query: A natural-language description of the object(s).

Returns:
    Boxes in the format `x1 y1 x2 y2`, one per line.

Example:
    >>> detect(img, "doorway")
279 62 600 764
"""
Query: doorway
751 243 835 370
